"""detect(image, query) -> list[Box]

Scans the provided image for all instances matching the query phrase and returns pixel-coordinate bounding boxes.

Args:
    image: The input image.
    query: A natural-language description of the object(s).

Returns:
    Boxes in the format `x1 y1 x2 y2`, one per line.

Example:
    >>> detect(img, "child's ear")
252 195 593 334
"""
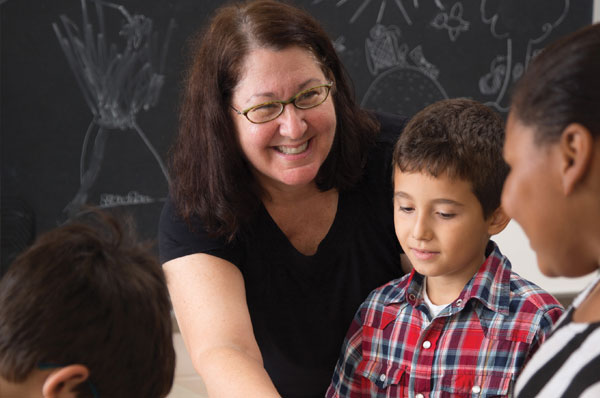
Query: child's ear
42 364 89 398
487 206 511 236
560 123 594 195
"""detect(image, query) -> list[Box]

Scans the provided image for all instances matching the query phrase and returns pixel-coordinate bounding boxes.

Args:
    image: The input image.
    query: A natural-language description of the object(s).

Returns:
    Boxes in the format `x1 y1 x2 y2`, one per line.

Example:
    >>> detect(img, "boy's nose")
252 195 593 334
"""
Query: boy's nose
278 105 307 140
411 215 432 241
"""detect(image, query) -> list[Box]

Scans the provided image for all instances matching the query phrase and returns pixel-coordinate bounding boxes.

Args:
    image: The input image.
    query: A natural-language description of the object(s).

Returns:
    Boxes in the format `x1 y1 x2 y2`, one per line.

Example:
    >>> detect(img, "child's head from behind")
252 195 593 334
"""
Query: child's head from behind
0 211 175 398
392 98 509 280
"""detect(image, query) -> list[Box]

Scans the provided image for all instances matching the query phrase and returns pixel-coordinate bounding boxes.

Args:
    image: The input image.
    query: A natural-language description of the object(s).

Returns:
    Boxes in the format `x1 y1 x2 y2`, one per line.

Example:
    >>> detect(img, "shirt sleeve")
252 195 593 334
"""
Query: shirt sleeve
326 305 368 398
158 196 240 265
523 305 565 365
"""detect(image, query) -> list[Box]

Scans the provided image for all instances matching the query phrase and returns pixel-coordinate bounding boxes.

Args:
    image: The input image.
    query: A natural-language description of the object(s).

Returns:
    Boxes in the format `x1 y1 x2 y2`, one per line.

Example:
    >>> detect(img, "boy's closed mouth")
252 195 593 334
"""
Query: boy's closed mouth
411 248 439 260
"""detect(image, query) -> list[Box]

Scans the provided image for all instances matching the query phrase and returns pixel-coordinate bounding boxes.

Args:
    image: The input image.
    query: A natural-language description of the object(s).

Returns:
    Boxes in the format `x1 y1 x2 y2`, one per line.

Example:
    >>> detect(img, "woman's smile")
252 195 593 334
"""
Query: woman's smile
274 138 311 155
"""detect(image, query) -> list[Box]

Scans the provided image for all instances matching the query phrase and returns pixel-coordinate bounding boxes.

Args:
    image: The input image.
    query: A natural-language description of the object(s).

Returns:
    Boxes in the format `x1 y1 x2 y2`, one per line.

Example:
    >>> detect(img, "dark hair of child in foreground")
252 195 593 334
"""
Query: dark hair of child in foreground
0 211 175 398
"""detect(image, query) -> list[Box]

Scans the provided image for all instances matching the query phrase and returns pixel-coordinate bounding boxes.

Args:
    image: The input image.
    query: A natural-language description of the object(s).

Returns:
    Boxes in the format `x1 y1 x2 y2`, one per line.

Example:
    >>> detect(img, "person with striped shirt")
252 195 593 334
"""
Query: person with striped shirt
327 98 564 398
502 22 600 398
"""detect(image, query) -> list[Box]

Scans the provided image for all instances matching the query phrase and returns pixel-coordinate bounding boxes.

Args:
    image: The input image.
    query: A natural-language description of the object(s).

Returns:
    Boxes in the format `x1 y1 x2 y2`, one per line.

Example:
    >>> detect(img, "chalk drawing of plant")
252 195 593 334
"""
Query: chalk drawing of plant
53 0 175 217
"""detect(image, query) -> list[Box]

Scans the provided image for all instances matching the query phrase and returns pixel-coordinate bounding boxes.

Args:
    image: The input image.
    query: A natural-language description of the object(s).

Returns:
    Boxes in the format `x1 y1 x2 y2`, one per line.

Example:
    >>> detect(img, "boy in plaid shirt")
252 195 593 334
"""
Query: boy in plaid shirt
327 98 563 398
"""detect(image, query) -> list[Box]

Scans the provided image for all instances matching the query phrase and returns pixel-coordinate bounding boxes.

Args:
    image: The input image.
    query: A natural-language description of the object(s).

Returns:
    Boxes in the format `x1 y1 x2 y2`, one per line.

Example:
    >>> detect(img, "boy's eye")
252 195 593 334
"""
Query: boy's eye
437 212 456 219
398 206 414 214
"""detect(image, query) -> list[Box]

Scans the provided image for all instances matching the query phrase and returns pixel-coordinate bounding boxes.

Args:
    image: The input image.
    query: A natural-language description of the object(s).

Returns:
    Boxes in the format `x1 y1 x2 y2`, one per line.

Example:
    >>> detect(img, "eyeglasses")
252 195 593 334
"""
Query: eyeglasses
231 82 333 124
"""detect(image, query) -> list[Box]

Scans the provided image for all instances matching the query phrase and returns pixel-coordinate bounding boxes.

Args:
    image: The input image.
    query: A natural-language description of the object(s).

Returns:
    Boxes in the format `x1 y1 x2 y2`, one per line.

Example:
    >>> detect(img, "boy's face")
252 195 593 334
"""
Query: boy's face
393 168 494 283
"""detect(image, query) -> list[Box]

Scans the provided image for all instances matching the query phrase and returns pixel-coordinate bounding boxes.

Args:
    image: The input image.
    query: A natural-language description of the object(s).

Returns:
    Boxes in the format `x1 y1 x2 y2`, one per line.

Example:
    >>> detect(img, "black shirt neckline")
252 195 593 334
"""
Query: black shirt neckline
258 190 346 260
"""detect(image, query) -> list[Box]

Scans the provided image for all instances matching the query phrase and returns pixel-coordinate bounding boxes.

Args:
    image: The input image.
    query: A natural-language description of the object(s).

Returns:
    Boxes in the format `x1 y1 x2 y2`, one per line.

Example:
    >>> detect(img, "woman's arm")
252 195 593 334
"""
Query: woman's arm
164 253 281 397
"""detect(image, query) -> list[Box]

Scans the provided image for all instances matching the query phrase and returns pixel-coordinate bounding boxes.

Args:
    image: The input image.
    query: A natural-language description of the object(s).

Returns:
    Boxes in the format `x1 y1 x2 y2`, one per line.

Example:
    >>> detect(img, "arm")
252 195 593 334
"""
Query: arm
164 253 281 398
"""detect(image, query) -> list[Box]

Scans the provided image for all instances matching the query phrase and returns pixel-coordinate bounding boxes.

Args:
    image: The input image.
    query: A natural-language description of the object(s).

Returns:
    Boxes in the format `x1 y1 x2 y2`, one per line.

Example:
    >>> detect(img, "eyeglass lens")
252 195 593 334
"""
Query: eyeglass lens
246 84 330 123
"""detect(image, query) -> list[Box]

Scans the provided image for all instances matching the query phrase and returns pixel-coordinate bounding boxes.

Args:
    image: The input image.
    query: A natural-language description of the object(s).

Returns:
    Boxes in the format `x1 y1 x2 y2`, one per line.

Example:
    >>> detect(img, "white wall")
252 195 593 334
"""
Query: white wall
494 2 600 296
495 222 597 295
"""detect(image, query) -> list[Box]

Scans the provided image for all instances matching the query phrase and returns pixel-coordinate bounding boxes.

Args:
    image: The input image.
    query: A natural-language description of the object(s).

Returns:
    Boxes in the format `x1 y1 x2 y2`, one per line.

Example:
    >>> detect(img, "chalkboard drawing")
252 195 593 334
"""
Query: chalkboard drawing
333 0 414 25
478 55 507 95
430 2 470 42
332 35 347 53
365 24 408 75
408 45 439 79
99 191 154 208
53 0 175 218
480 0 570 112
361 42 448 117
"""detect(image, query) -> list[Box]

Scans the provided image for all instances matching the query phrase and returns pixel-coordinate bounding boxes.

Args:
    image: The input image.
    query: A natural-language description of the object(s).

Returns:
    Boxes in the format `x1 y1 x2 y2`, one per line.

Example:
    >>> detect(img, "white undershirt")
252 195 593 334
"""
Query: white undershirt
423 277 450 318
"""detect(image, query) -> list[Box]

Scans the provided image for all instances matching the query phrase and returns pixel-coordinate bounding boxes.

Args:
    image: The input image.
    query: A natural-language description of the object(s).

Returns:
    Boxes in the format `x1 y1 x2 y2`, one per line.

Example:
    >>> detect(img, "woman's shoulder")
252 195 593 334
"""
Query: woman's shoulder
158 196 235 264
514 310 600 398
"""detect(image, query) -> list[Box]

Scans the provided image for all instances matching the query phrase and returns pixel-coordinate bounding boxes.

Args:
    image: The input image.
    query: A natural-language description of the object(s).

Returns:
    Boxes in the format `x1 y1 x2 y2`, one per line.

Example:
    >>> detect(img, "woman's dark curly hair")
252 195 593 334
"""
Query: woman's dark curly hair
170 0 379 241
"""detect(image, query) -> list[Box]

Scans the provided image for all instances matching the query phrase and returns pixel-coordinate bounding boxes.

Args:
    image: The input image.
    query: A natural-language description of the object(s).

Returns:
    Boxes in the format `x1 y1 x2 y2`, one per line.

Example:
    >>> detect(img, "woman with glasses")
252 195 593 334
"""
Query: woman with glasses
159 1 407 397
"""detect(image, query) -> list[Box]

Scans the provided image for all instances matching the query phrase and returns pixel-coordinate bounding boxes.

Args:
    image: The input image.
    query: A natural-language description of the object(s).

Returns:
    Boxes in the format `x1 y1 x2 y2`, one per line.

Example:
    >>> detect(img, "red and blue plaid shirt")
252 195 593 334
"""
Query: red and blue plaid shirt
326 241 564 398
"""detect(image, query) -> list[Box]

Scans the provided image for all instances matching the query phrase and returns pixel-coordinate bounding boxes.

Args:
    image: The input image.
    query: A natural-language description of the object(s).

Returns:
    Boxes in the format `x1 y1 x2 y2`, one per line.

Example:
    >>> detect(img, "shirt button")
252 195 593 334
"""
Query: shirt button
379 374 386 382
455 299 463 307
422 340 432 349
408 293 416 301
415 394 425 398
472 385 481 394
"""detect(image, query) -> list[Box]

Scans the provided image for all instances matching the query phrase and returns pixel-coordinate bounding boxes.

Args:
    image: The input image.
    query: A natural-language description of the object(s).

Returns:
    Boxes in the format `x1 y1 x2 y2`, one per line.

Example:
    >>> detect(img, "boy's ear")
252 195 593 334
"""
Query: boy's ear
42 364 89 398
487 206 511 236
560 123 594 195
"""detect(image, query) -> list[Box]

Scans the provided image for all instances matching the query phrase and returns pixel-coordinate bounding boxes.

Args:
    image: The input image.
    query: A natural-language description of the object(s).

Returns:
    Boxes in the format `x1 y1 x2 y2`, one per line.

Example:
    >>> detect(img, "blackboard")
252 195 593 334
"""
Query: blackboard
0 0 593 274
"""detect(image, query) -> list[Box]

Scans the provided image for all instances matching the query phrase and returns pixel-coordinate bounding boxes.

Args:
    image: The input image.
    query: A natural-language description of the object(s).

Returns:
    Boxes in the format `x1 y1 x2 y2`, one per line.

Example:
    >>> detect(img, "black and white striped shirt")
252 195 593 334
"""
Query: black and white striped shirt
515 274 600 398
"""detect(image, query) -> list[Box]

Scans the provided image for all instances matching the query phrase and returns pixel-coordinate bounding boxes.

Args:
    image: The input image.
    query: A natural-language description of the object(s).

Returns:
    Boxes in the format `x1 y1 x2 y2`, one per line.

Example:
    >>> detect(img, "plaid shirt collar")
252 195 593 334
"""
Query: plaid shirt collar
382 240 511 316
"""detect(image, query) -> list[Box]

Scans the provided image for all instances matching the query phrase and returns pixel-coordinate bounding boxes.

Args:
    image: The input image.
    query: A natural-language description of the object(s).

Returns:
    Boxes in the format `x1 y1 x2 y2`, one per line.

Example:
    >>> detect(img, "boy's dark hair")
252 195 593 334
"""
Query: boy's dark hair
0 210 175 398
392 98 507 218
511 22 600 144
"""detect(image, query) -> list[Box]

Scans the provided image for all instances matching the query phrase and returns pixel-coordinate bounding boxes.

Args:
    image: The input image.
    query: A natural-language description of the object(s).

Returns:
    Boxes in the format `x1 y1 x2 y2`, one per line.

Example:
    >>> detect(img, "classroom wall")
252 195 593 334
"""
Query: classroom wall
495 223 598 295
1 1 597 293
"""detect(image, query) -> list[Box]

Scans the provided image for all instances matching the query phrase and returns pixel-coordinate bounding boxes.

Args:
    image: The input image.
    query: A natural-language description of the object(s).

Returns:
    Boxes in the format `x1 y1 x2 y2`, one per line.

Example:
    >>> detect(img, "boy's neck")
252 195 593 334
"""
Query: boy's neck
425 276 466 305
0 371 46 398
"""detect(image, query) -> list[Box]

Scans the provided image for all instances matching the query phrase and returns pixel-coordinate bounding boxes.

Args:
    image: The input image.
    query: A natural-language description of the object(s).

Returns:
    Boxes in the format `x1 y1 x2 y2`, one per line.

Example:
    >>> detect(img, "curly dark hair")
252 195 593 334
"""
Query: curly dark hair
393 98 507 218
170 0 379 241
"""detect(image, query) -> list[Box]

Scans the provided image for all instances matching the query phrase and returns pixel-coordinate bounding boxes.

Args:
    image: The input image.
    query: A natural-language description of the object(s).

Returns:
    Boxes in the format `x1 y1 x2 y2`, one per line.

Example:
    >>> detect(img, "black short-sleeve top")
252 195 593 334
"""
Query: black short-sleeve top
159 112 406 398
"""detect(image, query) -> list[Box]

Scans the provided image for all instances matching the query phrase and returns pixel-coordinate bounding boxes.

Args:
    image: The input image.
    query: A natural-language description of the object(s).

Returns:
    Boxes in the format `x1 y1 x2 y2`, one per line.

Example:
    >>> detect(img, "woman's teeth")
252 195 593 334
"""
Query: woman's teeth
277 141 308 154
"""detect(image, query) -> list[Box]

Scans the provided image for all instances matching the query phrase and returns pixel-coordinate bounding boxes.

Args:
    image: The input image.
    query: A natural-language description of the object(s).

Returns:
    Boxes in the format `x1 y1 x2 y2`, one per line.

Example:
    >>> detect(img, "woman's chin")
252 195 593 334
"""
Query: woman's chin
279 169 320 187
269 166 321 189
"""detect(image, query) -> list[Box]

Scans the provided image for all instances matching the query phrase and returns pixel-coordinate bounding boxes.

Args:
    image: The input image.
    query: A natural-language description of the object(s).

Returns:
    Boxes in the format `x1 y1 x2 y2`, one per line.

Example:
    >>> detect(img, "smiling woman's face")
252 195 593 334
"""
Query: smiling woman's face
230 46 337 192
